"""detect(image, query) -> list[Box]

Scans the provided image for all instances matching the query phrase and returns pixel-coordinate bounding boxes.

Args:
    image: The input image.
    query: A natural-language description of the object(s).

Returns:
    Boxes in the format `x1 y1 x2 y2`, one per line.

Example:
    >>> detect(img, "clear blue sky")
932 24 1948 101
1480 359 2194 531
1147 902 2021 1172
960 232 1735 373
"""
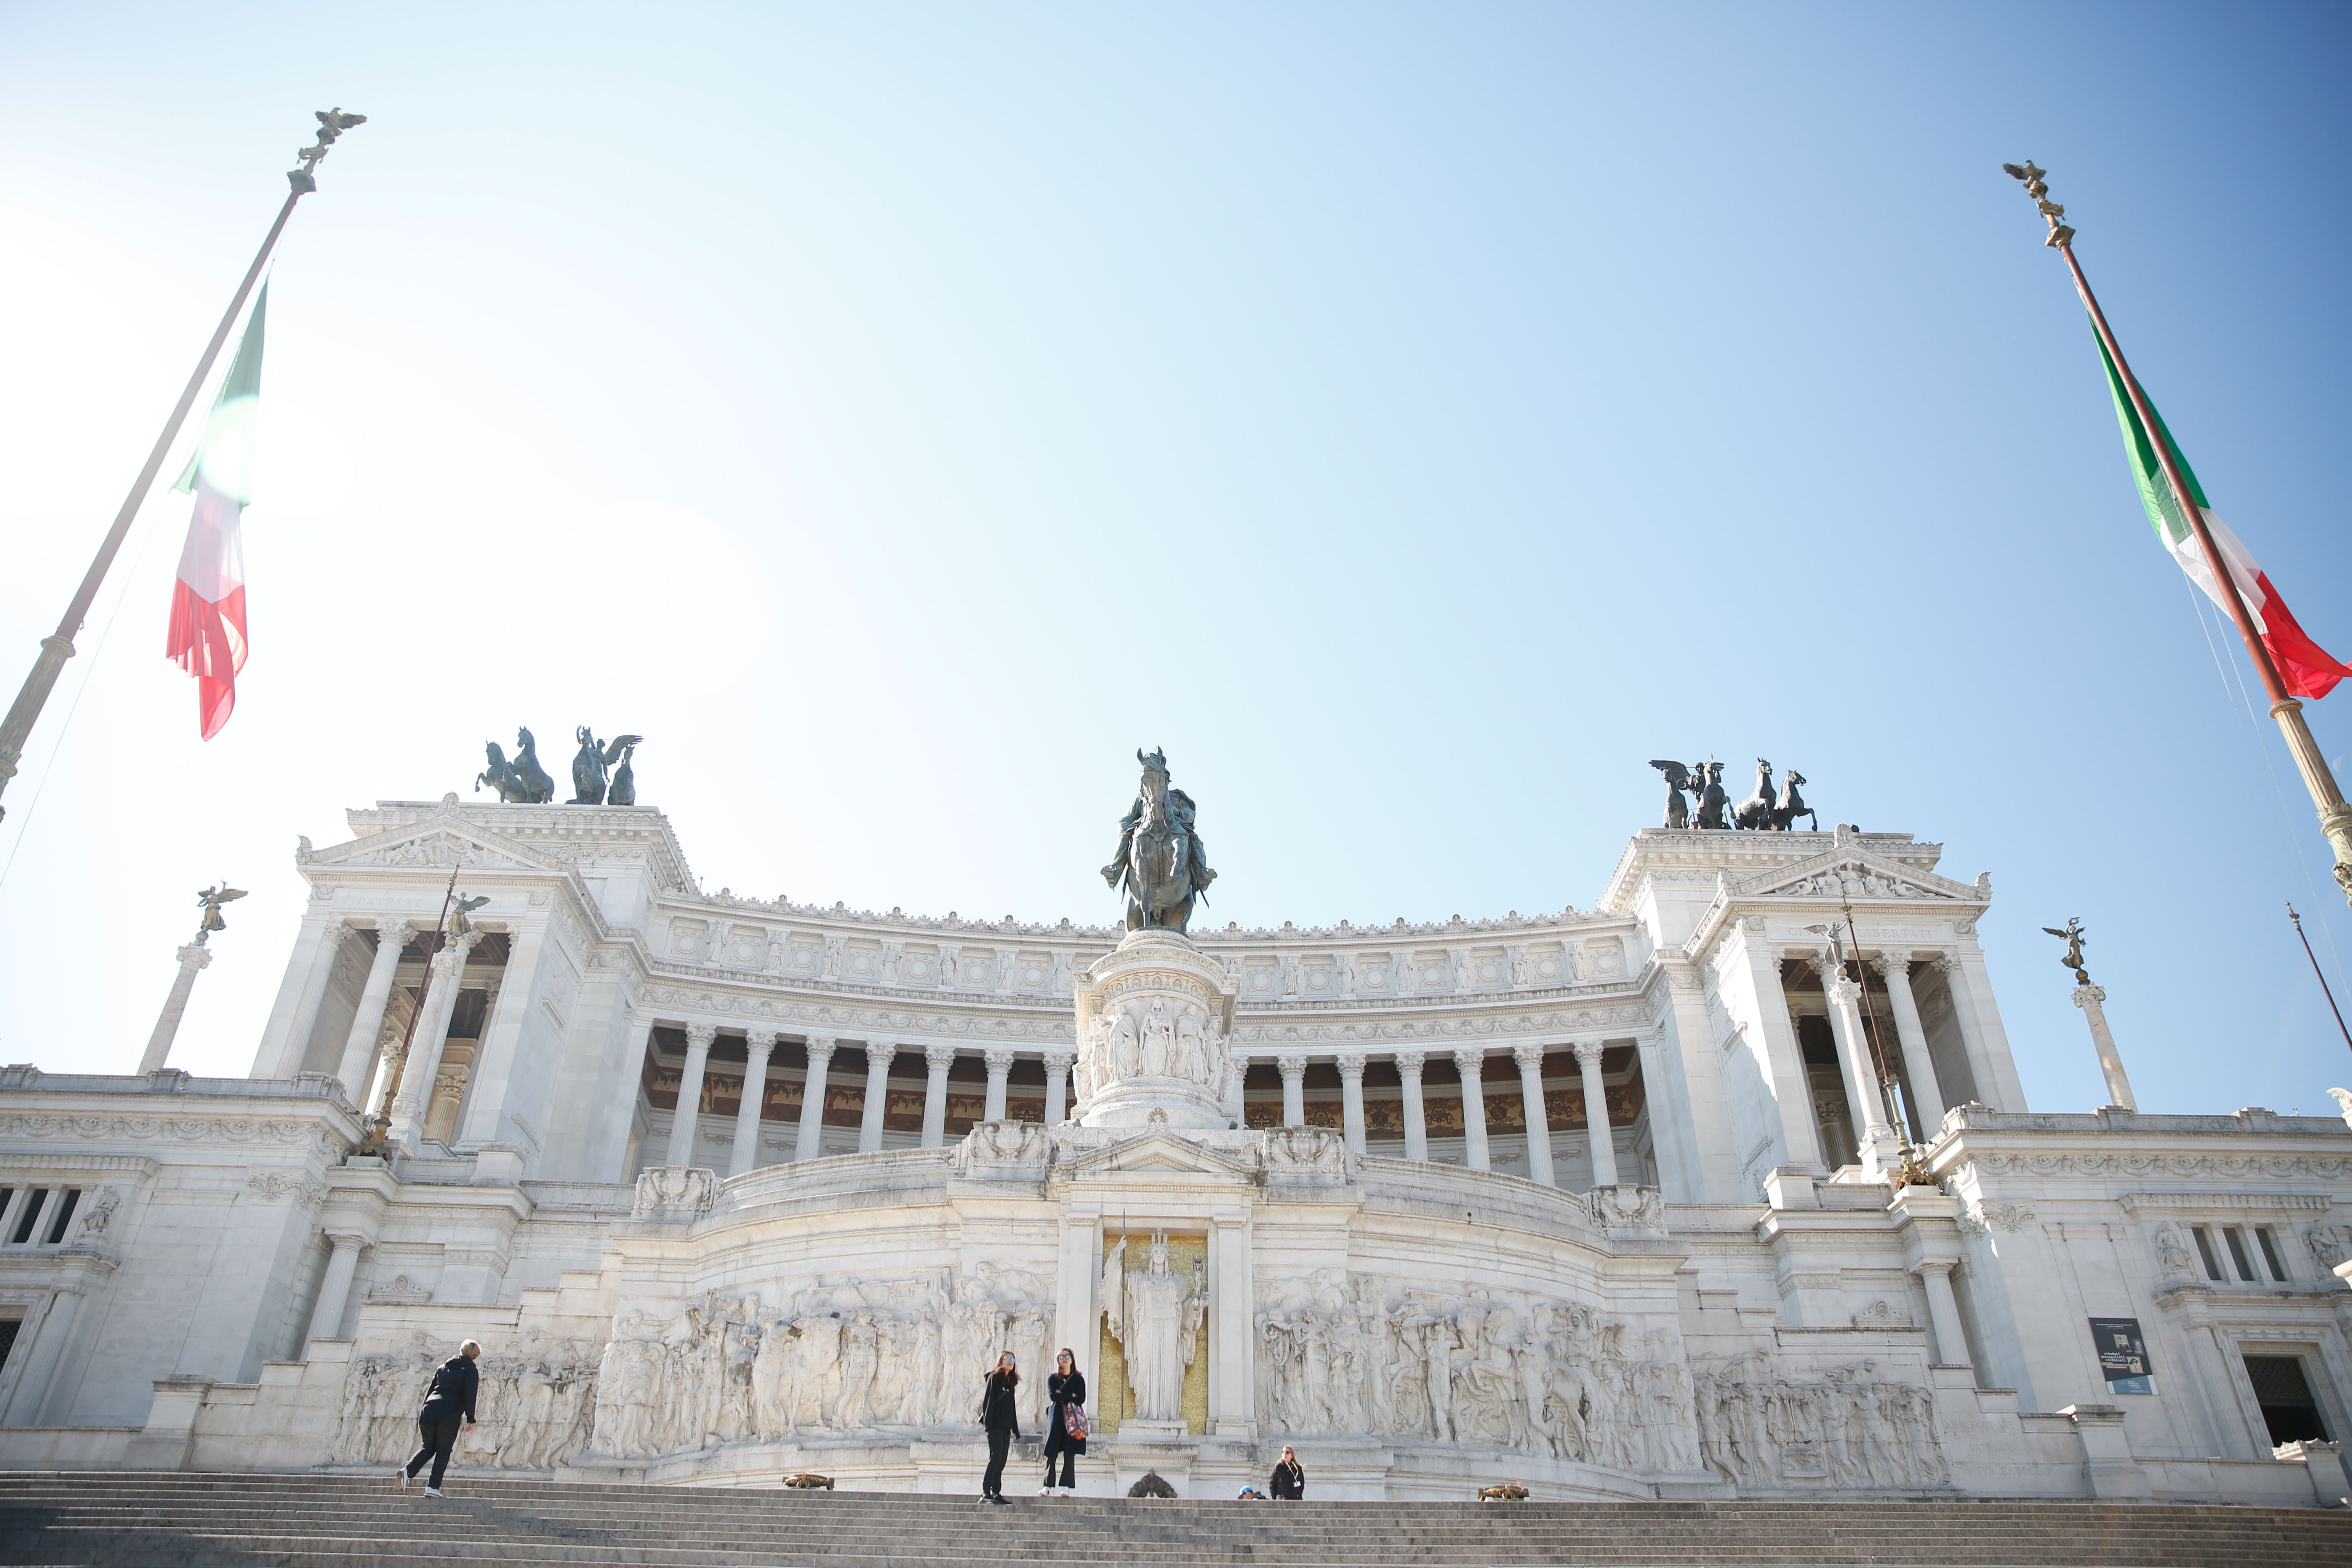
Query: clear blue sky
2 2 2348 1119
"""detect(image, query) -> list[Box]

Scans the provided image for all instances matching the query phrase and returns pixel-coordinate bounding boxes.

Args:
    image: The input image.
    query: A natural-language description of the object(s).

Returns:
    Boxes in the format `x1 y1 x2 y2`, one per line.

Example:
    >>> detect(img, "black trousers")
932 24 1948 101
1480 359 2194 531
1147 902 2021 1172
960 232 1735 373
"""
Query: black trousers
982 1428 1012 1496
407 1413 462 1488
1042 1427 1076 1488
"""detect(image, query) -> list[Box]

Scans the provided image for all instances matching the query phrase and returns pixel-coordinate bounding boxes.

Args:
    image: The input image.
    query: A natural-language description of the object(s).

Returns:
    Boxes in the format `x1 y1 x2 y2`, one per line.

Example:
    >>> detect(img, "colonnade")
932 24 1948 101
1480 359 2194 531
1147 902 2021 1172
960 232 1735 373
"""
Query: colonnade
644 1029 1641 1193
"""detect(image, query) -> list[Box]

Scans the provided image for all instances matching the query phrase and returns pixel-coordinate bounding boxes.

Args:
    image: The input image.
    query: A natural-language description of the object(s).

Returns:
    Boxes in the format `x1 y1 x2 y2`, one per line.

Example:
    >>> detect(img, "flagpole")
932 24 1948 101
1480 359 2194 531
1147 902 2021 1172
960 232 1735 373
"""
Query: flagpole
0 110 365 824
2007 164 2352 906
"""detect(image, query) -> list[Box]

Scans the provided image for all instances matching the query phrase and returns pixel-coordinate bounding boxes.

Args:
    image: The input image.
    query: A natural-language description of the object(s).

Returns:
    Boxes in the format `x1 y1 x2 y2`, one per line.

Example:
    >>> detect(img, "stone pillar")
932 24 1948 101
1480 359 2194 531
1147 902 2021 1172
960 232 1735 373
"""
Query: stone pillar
138 943 214 1076
1823 964 1900 1174
794 1036 837 1162
3 1285 88 1425
304 1232 368 1349
254 915 349 1078
1932 953 2011 1112
2072 983 2138 1110
388 932 479 1147
1573 1040 1618 1189
1871 951 1947 1133
1512 1044 1554 1187
1916 1261 1971 1368
332 920 412 1101
664 1023 717 1168
983 1048 1015 1123
1277 1054 1308 1128
857 1040 897 1153
1335 1053 1368 1156
1209 1209 1256 1439
1395 1050 1429 1162
1749 943 1828 1172
1453 1047 1490 1170
920 1045 956 1148
1041 1050 1075 1125
728 1031 777 1178
1053 1206 1102 1429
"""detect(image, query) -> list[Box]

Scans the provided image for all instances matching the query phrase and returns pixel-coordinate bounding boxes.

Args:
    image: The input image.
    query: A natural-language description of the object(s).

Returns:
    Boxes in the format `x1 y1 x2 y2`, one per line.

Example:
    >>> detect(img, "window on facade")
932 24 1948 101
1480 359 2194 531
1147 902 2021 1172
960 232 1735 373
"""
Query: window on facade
0 1320 17 1374
2223 1228 2258 1282
2191 1226 2225 1281
2243 1354 2331 1446
40 1189 78 1245
9 1190 48 1245
2253 1227 2289 1282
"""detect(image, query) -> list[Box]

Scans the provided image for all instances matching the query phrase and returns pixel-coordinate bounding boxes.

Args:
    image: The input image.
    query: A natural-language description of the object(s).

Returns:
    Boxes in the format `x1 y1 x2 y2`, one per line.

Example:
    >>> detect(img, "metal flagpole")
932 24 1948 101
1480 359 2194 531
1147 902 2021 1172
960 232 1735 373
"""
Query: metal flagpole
0 110 366 824
2006 163 2352 907
2287 903 2352 1058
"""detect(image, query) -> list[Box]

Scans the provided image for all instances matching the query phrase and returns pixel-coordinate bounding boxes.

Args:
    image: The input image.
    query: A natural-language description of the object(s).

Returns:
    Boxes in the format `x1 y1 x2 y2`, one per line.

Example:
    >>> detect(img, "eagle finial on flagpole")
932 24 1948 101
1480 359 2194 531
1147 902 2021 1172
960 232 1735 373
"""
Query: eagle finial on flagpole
289 107 367 193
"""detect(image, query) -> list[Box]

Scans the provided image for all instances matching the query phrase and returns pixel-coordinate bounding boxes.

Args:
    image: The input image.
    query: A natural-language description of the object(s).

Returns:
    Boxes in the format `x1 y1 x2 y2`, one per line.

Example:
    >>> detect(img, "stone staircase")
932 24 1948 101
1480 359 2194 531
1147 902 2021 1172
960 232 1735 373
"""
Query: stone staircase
0 1472 2346 1568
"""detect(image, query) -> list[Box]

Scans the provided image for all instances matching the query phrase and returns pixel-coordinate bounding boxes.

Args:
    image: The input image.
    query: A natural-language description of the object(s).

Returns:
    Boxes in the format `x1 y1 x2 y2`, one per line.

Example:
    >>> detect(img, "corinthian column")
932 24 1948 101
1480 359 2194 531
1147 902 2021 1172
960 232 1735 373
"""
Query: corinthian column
1276 1054 1308 1128
1871 950 1946 1133
1453 1048 1490 1170
728 1030 777 1177
1335 1053 1368 1156
1573 1040 1618 1188
388 931 480 1147
1823 966 1900 1176
1512 1043 1554 1186
921 1045 956 1147
664 1023 717 1167
332 920 413 1100
304 1232 368 1349
2072 983 2138 1110
1041 1050 1076 1125
794 1036 837 1161
1394 1050 1429 1161
983 1048 1016 1123
138 942 214 1075
857 1040 898 1152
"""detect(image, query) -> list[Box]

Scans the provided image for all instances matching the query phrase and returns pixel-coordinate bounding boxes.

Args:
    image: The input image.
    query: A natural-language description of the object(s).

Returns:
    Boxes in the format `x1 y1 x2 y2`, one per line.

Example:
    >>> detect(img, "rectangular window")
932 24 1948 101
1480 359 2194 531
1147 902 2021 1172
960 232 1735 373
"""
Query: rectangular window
2243 1354 2331 1446
40 1189 79 1245
2254 1227 2289 1282
2192 1226 2225 1281
0 1320 17 1373
2224 1228 2258 1282
9 1190 48 1245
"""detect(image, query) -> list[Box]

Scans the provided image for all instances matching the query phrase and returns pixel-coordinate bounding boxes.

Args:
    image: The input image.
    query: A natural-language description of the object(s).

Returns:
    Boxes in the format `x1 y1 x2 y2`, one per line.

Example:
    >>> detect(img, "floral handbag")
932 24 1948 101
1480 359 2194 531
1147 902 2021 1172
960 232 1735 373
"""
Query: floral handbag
1062 1401 1087 1441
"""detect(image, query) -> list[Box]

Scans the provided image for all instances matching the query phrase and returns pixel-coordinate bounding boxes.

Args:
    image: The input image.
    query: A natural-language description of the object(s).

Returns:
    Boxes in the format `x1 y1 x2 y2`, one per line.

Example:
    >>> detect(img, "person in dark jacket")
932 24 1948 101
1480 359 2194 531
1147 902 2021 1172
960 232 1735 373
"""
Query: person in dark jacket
1270 1445 1305 1500
978 1351 1020 1504
399 1340 481 1497
1039 1348 1086 1496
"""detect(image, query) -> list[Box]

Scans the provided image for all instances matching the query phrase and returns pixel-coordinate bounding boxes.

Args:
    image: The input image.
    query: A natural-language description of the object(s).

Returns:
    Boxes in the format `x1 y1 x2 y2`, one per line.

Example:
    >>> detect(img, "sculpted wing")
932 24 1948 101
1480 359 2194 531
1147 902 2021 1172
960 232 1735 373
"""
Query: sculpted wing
1648 760 1692 791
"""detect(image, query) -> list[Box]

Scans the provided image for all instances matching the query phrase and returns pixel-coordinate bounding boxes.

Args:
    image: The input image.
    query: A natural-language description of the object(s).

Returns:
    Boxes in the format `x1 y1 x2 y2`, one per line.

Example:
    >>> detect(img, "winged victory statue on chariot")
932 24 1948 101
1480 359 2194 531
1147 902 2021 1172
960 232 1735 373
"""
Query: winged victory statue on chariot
1649 757 1817 832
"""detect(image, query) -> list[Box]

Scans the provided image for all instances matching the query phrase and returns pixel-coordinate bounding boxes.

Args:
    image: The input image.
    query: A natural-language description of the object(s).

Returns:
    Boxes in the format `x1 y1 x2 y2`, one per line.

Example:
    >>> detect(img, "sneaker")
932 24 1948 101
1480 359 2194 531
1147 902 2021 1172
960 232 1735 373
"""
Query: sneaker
987 1494 1009 1506
425 1488 444 1499
1061 1486 1079 1497
1037 1486 1053 1497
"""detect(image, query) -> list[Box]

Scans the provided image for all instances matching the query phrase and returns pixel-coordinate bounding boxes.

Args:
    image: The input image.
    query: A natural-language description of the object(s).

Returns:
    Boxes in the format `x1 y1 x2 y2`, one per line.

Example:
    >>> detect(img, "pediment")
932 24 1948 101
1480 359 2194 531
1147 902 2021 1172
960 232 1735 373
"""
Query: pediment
302 819 568 878
1740 848 1983 904
1053 1130 1261 1183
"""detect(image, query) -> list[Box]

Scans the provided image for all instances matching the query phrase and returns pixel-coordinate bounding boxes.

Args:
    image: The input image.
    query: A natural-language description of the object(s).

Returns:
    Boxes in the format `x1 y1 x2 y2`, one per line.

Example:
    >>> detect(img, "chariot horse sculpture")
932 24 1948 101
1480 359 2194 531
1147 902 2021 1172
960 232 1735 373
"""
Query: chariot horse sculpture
1101 748 1217 933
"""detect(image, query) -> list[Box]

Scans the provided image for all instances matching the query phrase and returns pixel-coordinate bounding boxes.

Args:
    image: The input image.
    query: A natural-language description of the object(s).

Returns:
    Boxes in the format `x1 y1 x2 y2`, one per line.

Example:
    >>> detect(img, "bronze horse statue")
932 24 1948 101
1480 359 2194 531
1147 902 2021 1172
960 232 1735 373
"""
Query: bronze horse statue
1102 748 1216 933
475 741 532 802
1771 770 1817 832
511 728 556 803
1733 759 1777 830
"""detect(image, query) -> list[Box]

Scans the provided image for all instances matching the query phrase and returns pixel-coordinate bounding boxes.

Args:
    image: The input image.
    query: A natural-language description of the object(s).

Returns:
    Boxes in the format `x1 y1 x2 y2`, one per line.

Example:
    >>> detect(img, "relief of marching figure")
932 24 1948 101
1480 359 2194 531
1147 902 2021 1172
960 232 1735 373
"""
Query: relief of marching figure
588 1265 1058 1460
1251 1274 1699 1474
1692 1351 1949 1490
334 1330 601 1471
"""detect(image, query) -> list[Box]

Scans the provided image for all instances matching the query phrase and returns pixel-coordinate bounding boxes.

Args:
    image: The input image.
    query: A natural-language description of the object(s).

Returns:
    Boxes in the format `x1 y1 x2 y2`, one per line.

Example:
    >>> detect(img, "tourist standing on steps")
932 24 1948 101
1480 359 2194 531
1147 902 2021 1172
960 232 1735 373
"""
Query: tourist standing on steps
1270 1446 1305 1500
398 1340 481 1498
978 1351 1021 1504
1040 1347 1087 1496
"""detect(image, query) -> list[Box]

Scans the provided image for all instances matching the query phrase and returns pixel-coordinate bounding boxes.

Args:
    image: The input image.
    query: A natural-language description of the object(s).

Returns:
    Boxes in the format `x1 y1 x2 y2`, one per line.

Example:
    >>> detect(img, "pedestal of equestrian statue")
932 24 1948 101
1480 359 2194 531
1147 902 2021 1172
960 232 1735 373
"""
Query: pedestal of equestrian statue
1072 929 1241 1129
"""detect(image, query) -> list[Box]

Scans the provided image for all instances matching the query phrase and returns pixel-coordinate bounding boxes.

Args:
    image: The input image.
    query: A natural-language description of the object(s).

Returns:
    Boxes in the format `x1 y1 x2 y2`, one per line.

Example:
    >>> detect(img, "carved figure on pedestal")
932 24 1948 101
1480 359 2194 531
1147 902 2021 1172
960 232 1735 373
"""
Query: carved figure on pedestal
1101 1231 1208 1424
2042 916 2090 983
194 883 247 939
1101 748 1216 933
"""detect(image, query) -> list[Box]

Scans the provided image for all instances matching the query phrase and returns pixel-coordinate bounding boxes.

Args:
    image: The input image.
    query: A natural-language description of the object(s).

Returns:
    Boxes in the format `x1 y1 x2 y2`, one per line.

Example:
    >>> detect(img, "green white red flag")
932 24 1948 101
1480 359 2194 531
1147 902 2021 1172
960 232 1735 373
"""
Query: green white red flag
2095 328 2350 700
166 284 265 739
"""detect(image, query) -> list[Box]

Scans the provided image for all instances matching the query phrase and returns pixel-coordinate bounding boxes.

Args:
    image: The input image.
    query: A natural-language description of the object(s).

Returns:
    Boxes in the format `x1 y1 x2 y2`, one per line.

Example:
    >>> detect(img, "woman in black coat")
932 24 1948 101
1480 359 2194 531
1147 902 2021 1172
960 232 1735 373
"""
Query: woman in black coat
978 1352 1020 1503
1270 1445 1305 1500
1040 1348 1087 1495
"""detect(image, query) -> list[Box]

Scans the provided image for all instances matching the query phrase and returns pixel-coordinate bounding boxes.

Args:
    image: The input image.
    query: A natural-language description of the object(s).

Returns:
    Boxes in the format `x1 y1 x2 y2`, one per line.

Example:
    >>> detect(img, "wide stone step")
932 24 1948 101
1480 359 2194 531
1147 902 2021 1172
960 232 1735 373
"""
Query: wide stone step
0 1474 2344 1568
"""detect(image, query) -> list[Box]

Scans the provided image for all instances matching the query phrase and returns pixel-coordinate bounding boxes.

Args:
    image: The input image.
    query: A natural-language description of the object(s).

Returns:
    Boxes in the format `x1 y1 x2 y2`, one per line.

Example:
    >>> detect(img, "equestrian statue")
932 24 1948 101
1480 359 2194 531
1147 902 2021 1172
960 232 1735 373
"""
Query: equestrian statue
1650 757 1816 831
1102 748 1217 934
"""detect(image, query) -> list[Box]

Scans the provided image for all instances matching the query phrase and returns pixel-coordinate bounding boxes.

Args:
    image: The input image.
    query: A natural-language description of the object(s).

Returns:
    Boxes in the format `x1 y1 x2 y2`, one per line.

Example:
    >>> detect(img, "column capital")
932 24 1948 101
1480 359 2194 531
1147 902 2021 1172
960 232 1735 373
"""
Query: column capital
1275 1053 1309 1083
863 1038 899 1066
744 1029 779 1056
1039 1048 1077 1072
175 943 215 971
1913 1258 1956 1281
321 1228 371 1251
683 1022 719 1052
982 1047 1017 1073
2071 983 2107 1008
925 1043 959 1072
1927 951 1961 978
1870 949 1913 978
1392 1049 1427 1075
1333 1051 1368 1078
1510 1042 1548 1074
1572 1038 1606 1069
451 929 485 956
1450 1046 1486 1078
1827 974 1863 1008
372 917 417 947
804 1033 838 1060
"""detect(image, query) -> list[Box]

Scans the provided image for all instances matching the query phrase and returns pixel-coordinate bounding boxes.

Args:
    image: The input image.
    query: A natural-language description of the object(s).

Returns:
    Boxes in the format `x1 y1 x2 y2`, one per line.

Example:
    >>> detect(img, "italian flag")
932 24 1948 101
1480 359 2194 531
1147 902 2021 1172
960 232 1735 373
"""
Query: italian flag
2097 328 2350 700
167 284 265 739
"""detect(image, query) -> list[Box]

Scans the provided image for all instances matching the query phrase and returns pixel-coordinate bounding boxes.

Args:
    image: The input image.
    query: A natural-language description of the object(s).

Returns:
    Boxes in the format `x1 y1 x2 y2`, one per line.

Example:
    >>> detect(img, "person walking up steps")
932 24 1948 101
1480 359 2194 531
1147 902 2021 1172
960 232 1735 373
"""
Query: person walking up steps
1039 1347 1086 1496
397 1340 481 1498
978 1351 1020 1504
